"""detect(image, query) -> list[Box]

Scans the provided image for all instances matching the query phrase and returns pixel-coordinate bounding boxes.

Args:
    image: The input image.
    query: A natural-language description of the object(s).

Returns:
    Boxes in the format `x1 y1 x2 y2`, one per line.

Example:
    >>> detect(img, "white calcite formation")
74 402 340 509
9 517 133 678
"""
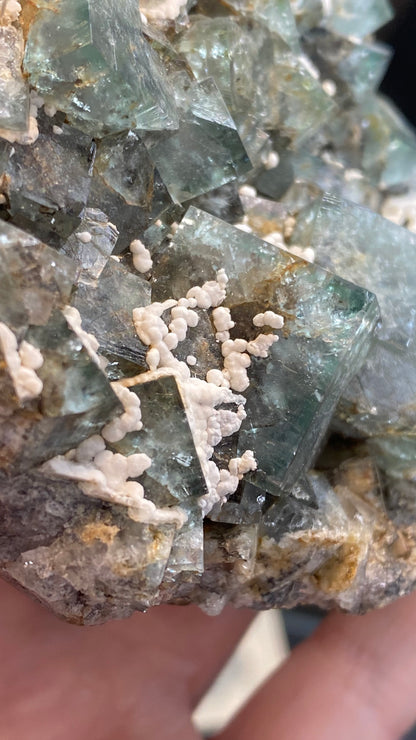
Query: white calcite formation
132 271 285 512
130 238 153 273
0 322 43 402
140 0 186 21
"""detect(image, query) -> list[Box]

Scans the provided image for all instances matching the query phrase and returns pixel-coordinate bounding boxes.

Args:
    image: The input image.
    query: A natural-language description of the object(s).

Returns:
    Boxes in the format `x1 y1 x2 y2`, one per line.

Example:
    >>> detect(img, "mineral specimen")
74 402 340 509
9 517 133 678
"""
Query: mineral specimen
1 0 416 625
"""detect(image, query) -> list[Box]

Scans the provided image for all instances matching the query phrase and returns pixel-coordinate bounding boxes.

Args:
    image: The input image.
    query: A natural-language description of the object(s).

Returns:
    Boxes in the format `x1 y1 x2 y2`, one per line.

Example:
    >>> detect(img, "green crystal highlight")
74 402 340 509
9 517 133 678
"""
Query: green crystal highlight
294 193 416 436
139 77 251 203
23 0 178 135
152 206 379 493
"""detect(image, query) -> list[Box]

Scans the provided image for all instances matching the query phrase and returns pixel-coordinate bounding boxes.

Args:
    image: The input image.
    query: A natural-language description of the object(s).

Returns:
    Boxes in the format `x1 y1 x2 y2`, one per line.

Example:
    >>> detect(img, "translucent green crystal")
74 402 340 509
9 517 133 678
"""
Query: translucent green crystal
303 30 392 104
71 260 151 370
177 16 335 146
152 206 379 493
289 147 381 209
311 95 416 193
189 181 244 225
368 435 416 482
324 0 393 39
18 311 122 466
23 0 178 135
0 119 92 246
0 308 122 474
88 130 173 251
139 76 251 203
59 208 118 280
290 0 323 31
93 130 170 209
223 0 300 50
164 500 204 577
0 220 77 331
294 193 416 436
361 96 416 189
112 374 208 504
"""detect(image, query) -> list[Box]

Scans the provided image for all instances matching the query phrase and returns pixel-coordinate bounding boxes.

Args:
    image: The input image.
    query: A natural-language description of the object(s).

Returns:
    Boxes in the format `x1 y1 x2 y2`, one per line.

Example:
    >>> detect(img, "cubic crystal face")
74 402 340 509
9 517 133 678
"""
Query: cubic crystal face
152 207 379 493
0 0 416 624
293 193 416 436
138 77 252 203
23 0 178 135
113 374 208 505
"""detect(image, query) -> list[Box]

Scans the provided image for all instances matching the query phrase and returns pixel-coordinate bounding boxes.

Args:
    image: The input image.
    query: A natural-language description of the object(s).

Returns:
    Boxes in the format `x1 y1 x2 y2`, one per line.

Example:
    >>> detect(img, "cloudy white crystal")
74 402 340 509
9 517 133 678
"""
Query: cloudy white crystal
101 383 143 443
130 239 153 273
0 322 43 403
139 0 186 21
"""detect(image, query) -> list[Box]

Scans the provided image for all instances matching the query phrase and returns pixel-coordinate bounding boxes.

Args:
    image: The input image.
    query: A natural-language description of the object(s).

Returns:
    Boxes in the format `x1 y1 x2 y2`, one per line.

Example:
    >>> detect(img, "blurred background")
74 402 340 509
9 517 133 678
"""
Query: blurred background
193 1 416 736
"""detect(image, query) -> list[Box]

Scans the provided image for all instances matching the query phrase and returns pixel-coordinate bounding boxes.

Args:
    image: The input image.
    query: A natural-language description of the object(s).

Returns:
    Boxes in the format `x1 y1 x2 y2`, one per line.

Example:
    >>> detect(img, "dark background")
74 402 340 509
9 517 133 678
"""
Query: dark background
378 0 416 127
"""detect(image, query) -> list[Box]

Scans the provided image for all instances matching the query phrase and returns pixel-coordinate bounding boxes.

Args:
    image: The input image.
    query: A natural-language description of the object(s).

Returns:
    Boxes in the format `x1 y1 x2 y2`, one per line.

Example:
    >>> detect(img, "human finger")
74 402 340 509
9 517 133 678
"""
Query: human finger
217 591 416 740
0 577 251 740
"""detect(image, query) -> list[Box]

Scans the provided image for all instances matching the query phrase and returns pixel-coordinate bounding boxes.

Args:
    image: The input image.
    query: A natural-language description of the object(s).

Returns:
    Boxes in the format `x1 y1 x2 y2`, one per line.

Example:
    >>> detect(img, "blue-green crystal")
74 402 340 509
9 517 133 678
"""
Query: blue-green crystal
23 0 178 135
111 374 208 504
294 193 416 436
177 16 335 147
152 207 379 493
139 77 251 203
0 220 77 331
71 259 151 370
324 0 393 39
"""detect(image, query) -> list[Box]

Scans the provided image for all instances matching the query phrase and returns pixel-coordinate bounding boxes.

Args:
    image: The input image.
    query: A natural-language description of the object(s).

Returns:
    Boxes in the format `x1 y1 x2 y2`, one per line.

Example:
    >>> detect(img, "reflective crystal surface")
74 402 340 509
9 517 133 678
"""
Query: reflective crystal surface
177 16 335 149
112 374 208 505
152 206 379 493
23 0 178 135
0 118 92 246
294 193 416 437
139 77 251 203
323 0 393 39
71 259 151 370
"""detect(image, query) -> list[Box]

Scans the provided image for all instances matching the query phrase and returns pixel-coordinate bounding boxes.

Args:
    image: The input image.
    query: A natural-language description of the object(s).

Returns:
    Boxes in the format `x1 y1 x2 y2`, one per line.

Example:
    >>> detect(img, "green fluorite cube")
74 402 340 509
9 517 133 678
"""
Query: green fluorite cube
23 0 178 135
324 0 393 39
112 374 208 505
152 207 379 494
139 77 251 203
294 193 416 436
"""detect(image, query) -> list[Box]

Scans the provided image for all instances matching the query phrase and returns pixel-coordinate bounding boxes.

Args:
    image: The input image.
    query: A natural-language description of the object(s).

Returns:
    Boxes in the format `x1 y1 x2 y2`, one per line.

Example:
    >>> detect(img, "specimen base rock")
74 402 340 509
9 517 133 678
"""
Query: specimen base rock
1 0 416 624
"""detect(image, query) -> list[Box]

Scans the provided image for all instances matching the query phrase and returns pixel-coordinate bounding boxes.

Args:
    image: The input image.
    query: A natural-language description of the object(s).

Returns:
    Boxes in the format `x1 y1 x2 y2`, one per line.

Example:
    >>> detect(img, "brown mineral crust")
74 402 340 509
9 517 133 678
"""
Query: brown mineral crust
19 1 44 40
79 522 120 546
311 541 362 594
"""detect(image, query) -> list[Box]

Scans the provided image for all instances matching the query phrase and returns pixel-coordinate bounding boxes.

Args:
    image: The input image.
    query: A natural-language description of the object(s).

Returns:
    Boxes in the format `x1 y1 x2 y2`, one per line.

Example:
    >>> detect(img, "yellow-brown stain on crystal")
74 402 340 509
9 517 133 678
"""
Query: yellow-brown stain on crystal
80 521 120 546
312 542 361 594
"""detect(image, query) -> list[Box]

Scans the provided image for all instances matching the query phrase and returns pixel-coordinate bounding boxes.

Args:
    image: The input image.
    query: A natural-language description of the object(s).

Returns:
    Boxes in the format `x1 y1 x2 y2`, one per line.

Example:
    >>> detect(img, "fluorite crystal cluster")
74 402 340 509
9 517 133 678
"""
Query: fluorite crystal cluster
1 0 416 625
